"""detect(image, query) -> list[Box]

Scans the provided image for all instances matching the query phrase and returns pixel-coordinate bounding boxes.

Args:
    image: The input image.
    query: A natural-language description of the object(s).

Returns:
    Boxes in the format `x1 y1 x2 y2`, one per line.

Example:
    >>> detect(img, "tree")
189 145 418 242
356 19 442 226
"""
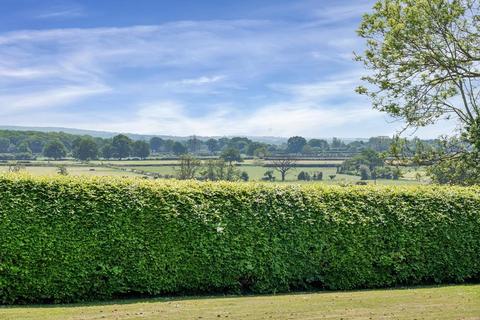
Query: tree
57 165 69 176
287 136 307 153
0 138 10 153
220 147 242 165
28 138 44 154
73 137 98 161
308 139 329 150
101 142 114 159
206 138 219 153
240 171 249 181
149 137 164 153
176 154 201 180
298 171 311 181
112 134 132 160
187 135 201 153
357 0 480 184
262 170 275 181
331 137 345 149
359 165 371 180
172 141 187 155
43 140 67 160
271 157 297 181
133 140 150 159
16 142 32 154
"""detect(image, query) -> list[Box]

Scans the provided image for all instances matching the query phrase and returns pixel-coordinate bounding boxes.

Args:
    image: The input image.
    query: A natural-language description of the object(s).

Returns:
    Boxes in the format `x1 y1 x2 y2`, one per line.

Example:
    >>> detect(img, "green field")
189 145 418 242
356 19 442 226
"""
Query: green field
1 285 478 320
0 165 143 177
0 159 427 185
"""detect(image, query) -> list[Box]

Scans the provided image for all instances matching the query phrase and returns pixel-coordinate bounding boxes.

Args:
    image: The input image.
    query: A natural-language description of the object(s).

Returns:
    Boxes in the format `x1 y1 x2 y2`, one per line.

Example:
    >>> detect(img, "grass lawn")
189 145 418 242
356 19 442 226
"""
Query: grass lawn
1 285 479 320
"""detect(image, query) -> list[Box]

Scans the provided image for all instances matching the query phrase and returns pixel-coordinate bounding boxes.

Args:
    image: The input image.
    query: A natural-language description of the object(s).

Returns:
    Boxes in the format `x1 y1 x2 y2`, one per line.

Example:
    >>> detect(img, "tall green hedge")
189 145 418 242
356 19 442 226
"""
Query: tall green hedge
1 175 479 304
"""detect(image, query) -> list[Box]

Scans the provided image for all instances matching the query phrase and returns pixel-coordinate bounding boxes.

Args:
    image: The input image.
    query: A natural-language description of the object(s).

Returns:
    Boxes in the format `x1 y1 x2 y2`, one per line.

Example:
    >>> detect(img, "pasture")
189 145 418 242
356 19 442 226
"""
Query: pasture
1 285 479 320
0 158 427 185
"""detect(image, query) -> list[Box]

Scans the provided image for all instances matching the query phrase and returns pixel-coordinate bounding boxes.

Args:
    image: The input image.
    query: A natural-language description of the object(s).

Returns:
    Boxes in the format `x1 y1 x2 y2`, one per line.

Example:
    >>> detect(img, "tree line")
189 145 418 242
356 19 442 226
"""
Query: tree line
0 129 438 161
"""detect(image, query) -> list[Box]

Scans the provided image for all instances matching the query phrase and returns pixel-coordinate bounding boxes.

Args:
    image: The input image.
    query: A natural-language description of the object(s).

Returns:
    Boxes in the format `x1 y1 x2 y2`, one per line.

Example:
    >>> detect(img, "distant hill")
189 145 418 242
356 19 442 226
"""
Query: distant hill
0 125 366 144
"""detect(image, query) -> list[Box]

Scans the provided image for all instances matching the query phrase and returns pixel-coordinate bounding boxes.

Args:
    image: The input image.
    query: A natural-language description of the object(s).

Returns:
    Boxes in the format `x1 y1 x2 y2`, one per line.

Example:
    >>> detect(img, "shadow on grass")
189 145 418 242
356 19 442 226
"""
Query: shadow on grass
2 283 478 310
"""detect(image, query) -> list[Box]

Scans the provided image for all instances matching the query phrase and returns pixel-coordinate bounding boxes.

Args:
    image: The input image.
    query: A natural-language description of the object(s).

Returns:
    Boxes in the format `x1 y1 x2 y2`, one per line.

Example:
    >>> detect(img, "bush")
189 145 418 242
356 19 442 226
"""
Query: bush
1 175 479 303
359 165 371 180
297 171 310 181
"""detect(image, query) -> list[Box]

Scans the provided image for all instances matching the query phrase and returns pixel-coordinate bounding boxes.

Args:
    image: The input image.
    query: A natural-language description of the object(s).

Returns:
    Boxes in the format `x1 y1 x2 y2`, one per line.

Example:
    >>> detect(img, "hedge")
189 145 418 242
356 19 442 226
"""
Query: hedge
0 174 479 304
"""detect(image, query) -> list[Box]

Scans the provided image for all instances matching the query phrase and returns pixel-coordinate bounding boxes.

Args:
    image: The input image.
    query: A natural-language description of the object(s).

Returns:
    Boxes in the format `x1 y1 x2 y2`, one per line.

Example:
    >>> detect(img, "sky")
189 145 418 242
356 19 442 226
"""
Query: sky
0 0 457 138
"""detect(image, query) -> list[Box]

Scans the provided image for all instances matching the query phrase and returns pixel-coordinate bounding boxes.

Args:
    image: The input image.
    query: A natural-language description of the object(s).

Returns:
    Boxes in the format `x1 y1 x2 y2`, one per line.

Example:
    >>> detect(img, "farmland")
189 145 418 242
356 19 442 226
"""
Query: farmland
0 158 427 185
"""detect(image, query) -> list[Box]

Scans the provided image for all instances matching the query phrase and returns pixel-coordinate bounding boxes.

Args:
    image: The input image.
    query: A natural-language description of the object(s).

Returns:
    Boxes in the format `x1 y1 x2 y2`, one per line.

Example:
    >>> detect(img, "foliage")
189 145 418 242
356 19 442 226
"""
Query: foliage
220 147 242 164
359 165 371 180
287 136 307 153
7 163 25 172
172 141 187 156
43 140 67 160
112 135 133 160
73 137 99 161
101 143 115 159
297 171 311 181
271 157 297 181
149 137 164 153
240 171 249 181
132 141 150 159
262 170 275 181
1 175 479 304
357 0 480 184
57 165 69 176
176 154 201 180
340 149 385 174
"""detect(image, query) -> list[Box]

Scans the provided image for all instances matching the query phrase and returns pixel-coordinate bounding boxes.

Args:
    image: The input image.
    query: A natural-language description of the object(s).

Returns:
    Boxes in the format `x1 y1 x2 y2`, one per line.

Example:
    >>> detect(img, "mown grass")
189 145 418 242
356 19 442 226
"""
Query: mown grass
1 285 478 320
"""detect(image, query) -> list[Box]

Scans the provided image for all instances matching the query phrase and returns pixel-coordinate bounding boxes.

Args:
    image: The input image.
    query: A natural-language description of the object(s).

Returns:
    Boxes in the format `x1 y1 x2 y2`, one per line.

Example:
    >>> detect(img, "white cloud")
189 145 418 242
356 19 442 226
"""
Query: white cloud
0 84 110 115
35 4 86 19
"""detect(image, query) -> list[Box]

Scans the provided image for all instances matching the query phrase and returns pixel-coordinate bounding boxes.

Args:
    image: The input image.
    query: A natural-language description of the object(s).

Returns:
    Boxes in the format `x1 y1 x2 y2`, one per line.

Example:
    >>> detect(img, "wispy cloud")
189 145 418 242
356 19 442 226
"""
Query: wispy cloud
0 84 110 115
36 4 85 19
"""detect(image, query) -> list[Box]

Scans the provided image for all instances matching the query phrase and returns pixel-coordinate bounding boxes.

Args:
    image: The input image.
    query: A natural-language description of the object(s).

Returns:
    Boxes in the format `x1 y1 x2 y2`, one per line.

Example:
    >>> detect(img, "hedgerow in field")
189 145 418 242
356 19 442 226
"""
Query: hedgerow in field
0 174 479 303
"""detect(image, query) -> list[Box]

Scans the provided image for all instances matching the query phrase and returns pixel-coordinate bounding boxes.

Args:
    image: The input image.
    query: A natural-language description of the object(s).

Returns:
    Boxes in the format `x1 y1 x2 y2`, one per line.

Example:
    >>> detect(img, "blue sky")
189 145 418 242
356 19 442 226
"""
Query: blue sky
0 0 455 138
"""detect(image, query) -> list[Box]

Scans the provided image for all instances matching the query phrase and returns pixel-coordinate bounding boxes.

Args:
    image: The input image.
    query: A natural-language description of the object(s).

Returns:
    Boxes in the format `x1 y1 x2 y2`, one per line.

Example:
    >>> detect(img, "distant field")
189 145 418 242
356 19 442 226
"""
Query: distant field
1 285 478 320
0 165 143 177
0 159 427 185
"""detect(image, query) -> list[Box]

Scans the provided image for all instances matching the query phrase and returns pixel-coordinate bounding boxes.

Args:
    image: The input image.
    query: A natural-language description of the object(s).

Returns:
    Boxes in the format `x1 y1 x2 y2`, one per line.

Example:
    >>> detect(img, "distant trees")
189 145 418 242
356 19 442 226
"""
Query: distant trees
101 143 115 159
308 139 328 150
187 136 201 153
0 138 9 153
149 137 163 153
298 171 311 181
359 165 371 180
73 137 98 161
220 147 242 165
271 157 297 181
287 136 307 153
176 154 201 180
172 141 187 155
206 138 219 153
331 137 345 149
133 140 150 159
43 140 67 160
112 134 133 159
28 138 44 154
16 142 32 154
262 170 275 181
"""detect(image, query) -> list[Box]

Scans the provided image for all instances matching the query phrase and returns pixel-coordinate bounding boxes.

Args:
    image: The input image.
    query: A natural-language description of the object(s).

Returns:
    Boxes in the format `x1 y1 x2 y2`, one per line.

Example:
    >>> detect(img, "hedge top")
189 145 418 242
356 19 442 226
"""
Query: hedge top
1 172 479 196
